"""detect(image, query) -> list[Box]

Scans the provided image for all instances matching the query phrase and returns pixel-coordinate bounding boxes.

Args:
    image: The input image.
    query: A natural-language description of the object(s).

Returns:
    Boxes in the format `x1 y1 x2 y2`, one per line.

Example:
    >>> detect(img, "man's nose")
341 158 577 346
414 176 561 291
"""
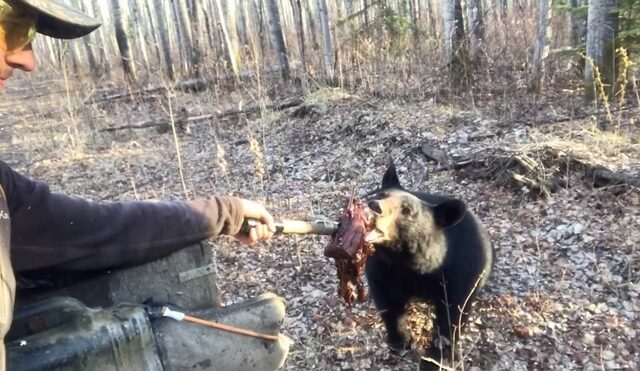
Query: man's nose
5 44 36 72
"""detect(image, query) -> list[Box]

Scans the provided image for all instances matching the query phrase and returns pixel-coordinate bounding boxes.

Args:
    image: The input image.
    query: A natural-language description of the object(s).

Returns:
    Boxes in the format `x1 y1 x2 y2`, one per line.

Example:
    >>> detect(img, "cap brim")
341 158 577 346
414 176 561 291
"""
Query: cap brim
17 0 101 39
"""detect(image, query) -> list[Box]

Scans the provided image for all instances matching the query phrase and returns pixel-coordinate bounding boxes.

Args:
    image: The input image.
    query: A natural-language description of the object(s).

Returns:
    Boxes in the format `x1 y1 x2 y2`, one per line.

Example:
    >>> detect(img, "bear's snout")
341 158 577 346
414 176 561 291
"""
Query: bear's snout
368 200 382 214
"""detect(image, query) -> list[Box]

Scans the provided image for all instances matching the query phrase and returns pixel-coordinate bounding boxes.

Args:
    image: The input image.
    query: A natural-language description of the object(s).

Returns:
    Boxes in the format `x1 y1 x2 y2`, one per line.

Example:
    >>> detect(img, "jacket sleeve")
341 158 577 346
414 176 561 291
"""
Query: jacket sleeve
1 160 245 272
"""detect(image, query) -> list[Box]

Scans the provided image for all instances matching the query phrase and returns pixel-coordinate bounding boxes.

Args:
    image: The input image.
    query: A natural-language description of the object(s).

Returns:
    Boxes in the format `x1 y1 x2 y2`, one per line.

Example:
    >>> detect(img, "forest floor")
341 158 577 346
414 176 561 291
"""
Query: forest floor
1 77 639 370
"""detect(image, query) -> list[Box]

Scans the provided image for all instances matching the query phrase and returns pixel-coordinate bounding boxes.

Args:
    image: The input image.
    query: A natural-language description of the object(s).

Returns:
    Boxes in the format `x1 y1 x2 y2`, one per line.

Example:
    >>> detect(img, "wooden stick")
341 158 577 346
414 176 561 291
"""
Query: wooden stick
182 314 280 341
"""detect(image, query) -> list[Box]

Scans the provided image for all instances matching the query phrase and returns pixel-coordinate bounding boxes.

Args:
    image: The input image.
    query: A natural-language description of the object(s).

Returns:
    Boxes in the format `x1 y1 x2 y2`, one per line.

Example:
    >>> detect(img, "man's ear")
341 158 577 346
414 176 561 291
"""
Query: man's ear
432 199 466 228
381 161 401 189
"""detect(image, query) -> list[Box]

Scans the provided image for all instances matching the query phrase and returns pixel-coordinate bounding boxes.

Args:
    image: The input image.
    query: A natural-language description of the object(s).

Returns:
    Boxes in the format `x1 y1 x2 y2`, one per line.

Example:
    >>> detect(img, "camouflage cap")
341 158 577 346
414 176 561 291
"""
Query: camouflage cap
15 0 101 39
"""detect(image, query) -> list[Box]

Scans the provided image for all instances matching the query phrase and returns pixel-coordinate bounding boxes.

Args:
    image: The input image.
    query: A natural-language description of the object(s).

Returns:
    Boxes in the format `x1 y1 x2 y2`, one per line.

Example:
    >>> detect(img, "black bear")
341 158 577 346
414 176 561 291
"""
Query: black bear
364 163 493 370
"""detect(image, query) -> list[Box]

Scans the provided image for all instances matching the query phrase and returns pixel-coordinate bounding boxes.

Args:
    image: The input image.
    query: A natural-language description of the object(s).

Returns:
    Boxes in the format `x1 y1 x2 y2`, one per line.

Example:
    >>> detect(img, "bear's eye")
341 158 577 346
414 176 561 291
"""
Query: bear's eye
401 203 413 216
372 191 388 200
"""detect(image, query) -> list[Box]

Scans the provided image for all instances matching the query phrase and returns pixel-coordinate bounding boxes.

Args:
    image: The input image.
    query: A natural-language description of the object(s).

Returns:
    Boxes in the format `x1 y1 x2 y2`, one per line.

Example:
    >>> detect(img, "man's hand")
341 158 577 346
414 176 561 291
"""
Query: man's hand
233 199 276 245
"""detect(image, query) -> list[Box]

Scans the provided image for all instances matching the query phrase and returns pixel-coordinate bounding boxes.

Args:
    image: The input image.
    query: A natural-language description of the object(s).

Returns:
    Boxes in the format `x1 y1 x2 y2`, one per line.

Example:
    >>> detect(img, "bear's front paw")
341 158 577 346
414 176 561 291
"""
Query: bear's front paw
387 339 412 357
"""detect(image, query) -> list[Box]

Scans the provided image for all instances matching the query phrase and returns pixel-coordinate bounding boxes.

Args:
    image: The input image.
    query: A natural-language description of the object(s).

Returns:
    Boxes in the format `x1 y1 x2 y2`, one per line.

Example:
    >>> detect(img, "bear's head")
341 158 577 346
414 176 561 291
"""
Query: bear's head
364 163 466 272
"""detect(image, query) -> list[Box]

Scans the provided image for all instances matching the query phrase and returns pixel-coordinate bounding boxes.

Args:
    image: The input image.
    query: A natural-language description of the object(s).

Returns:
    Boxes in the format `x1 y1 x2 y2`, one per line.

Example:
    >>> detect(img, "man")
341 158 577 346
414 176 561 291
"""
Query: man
0 1 276 369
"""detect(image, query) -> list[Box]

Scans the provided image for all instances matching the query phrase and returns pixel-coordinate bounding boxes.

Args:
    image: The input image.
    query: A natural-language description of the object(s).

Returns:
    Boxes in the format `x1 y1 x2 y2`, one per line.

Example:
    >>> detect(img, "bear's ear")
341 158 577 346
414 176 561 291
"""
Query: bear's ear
381 161 401 189
432 199 466 228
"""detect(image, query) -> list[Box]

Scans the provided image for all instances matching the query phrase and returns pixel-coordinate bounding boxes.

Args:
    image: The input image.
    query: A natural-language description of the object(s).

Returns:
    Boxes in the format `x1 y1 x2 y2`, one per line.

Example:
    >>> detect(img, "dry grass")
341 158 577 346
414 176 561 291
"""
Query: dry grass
525 122 640 171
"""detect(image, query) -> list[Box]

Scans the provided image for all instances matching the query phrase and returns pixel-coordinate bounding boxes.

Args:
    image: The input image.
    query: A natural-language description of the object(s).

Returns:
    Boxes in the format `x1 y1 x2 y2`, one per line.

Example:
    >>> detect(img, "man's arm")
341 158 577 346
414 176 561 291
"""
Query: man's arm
1 160 246 272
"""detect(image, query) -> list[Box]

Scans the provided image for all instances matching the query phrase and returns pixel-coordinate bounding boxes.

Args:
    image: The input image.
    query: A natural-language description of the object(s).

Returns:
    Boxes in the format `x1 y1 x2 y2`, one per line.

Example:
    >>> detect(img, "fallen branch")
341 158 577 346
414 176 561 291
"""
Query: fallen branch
99 97 304 133
86 86 166 105
419 142 448 164
533 106 640 126
511 172 551 198
586 167 640 188
86 67 290 105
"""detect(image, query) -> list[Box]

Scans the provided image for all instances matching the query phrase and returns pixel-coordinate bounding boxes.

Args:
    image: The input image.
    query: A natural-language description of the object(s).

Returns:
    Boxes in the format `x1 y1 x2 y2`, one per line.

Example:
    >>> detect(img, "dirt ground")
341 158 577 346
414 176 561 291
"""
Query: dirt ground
1 79 639 370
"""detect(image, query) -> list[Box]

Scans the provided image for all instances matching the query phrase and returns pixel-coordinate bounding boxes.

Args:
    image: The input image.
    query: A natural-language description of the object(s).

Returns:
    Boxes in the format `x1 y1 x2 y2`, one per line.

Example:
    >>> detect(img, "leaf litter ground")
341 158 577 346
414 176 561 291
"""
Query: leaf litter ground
1 83 638 370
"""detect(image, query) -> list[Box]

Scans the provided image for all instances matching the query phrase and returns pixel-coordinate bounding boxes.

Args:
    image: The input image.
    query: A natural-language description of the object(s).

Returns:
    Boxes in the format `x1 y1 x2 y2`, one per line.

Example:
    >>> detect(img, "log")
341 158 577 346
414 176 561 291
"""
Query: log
99 97 304 132
586 166 640 188
419 142 448 164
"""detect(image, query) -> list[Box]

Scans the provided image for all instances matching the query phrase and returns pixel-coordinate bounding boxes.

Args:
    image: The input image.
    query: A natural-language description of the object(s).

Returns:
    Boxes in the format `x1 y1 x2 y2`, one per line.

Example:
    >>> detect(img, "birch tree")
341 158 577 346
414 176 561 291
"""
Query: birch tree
528 0 553 92
363 0 370 29
442 0 470 88
111 0 136 81
291 0 307 75
306 0 319 50
149 0 174 79
584 0 619 100
215 0 240 78
75 0 96 73
424 0 437 38
187 0 204 75
569 0 587 48
266 0 290 79
318 0 334 80
465 0 484 61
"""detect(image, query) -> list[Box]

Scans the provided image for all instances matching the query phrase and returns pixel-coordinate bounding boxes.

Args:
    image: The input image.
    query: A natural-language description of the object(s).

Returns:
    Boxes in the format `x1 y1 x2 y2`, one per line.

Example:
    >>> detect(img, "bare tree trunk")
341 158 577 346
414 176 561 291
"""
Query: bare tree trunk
317 0 334 81
424 0 437 37
162 0 180 76
570 0 587 47
291 0 307 75
528 0 553 92
466 0 484 61
584 0 619 101
266 0 290 79
151 0 175 80
409 0 419 45
68 40 81 75
188 0 204 76
215 0 241 78
363 0 370 29
442 0 470 88
305 0 319 50
237 0 249 46
130 1 150 76
141 0 161 67
78 0 97 76
225 1 241 68
255 0 268 65
171 0 190 75
90 0 110 74
111 0 136 82
442 0 461 64
201 0 219 58
244 1 263 64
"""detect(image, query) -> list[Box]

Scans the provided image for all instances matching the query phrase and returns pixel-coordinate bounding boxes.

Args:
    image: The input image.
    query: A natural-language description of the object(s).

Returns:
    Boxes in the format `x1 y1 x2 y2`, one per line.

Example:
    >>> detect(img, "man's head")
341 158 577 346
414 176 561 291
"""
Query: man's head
0 0 100 89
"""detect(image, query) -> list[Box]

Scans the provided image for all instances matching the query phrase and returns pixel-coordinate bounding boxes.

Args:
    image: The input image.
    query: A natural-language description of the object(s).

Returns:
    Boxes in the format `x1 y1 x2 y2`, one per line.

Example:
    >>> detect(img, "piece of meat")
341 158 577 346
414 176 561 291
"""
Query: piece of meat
324 198 374 305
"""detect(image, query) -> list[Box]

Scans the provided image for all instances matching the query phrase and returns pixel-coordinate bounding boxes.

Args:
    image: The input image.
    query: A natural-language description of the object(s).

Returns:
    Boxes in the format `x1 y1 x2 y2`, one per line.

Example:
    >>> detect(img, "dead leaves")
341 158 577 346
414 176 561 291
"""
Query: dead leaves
2 87 639 370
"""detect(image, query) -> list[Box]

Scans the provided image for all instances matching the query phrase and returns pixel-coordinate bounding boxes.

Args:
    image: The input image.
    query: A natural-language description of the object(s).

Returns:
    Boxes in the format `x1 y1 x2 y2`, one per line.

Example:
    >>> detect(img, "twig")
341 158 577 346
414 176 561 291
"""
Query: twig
421 356 455 371
165 88 190 200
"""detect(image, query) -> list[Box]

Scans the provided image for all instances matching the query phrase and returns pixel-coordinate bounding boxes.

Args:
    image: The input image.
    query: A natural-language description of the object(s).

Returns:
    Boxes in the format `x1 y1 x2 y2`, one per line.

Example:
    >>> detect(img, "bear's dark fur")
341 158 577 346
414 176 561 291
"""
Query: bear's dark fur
364 163 493 369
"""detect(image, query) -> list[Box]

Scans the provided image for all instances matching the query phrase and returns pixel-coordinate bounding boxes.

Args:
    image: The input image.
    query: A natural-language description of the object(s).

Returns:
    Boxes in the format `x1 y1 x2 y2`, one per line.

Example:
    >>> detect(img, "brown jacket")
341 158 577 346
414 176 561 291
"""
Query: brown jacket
0 159 246 370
